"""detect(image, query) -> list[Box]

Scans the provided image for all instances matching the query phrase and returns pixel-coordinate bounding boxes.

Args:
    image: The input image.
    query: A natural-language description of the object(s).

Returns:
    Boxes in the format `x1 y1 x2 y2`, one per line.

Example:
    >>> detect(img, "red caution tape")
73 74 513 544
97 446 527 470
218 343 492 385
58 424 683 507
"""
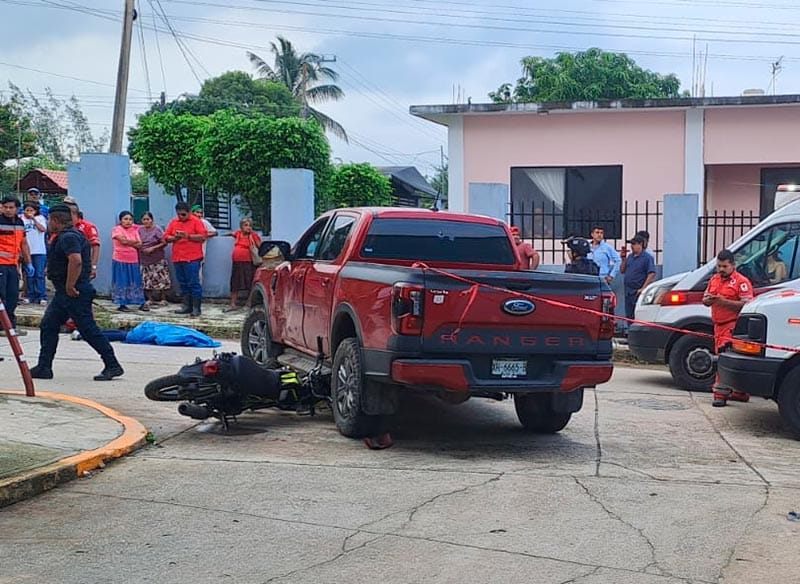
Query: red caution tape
412 263 800 355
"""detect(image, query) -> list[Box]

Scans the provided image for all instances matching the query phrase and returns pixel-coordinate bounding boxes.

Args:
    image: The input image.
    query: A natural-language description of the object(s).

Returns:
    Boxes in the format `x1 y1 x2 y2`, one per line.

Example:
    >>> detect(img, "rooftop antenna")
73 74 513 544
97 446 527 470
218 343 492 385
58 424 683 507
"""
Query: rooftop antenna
770 57 784 95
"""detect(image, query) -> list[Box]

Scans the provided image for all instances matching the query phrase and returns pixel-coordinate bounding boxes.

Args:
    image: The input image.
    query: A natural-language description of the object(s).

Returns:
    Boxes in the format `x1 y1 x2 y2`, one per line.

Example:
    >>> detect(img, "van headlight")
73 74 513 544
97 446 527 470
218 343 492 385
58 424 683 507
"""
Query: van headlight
641 283 674 305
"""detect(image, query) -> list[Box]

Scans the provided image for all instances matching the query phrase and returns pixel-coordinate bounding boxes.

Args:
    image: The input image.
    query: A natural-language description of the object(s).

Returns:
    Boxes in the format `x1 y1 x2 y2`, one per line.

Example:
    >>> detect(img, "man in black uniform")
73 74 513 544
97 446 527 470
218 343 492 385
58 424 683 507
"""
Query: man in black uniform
29 205 124 381
563 236 600 275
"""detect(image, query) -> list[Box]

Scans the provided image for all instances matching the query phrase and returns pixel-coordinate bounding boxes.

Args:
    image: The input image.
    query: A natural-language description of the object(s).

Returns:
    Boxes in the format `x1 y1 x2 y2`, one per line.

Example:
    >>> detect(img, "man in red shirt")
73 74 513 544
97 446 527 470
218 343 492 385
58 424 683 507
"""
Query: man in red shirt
164 202 208 317
510 226 540 270
703 249 754 407
64 202 100 280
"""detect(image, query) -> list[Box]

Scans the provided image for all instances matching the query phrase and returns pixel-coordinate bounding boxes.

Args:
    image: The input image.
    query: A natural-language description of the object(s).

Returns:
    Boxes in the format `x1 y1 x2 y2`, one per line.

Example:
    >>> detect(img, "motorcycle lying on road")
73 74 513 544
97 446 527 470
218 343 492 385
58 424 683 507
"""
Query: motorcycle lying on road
144 343 330 430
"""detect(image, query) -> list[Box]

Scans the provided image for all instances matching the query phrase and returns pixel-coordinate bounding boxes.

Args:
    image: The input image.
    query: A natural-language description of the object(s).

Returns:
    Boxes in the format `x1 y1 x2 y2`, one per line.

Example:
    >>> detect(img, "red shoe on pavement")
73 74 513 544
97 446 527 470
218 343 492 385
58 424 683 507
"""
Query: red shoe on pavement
729 390 750 403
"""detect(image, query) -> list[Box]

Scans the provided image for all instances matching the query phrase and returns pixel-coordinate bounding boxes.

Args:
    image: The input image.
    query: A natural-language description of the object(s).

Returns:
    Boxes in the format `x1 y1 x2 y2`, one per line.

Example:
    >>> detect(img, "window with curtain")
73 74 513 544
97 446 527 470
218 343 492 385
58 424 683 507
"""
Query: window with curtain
510 166 623 239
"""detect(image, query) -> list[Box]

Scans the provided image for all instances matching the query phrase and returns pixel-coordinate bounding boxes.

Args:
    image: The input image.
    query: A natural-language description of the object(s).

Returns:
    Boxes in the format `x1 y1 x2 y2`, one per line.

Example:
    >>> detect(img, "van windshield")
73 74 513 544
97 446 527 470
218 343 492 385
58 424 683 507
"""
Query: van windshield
360 218 517 265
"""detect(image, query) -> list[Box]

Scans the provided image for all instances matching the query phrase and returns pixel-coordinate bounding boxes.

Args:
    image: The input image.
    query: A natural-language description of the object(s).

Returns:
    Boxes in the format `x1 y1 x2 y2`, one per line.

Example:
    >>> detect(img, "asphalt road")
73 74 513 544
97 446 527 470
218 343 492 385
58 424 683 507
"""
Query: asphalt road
0 334 798 584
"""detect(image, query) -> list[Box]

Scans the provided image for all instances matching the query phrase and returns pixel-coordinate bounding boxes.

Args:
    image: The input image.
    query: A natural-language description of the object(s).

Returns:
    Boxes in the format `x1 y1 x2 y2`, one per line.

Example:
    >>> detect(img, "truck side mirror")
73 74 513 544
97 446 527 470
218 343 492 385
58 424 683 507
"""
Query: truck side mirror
259 241 293 262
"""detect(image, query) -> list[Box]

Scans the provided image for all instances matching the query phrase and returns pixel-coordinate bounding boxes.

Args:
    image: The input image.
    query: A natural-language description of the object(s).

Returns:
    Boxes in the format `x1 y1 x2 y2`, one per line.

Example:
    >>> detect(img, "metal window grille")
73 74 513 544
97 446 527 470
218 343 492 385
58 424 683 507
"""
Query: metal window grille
697 210 760 266
508 199 662 265
201 190 232 230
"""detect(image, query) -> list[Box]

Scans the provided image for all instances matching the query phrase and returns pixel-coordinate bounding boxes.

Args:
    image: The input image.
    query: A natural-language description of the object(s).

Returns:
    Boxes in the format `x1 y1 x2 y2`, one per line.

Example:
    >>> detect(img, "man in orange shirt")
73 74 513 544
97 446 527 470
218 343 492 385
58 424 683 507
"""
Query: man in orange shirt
510 226 540 270
164 202 208 317
703 249 754 407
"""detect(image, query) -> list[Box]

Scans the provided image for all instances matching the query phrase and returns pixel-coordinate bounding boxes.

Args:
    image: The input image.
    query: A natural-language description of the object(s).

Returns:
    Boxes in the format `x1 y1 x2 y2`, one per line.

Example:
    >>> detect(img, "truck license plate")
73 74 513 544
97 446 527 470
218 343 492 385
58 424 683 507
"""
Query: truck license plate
491 359 527 379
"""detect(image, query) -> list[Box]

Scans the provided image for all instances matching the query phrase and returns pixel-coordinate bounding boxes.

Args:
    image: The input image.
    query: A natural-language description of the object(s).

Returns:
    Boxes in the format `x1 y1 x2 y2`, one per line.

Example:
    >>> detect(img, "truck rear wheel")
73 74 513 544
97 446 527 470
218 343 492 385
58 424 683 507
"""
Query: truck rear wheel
668 334 715 392
777 366 800 439
331 338 383 438
514 394 571 433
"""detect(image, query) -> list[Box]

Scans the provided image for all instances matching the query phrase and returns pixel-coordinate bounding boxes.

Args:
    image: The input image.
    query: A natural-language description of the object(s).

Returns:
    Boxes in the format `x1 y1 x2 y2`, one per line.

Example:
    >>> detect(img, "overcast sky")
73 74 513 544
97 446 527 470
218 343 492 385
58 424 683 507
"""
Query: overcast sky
2 0 799 177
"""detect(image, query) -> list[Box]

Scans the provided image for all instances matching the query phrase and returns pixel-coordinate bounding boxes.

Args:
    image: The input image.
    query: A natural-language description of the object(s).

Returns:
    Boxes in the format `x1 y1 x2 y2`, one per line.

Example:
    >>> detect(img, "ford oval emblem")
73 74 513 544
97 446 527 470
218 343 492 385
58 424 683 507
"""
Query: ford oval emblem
502 299 536 316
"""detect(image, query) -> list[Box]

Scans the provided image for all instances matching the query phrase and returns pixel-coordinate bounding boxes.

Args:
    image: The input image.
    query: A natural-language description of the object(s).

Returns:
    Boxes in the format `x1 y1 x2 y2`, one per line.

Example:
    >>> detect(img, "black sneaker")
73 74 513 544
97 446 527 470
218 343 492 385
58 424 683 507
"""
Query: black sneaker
30 365 54 379
93 364 124 381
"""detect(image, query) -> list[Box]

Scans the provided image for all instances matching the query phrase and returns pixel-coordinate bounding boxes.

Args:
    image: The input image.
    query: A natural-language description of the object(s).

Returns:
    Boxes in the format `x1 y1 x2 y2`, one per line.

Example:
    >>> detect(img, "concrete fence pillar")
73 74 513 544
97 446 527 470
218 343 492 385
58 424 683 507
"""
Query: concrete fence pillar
467 182 509 221
662 193 700 277
271 169 315 242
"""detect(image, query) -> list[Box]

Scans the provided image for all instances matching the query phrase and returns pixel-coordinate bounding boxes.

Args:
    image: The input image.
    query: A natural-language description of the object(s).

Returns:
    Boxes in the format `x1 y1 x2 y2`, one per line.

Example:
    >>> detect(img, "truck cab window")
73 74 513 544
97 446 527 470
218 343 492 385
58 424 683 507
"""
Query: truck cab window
317 215 356 261
295 218 329 260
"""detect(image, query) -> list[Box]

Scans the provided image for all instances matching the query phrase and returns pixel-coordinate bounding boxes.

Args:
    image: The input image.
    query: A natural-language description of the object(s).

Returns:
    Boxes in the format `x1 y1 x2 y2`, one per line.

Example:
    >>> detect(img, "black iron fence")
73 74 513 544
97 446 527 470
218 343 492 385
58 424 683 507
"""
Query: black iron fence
697 210 760 266
202 190 232 230
508 200 662 264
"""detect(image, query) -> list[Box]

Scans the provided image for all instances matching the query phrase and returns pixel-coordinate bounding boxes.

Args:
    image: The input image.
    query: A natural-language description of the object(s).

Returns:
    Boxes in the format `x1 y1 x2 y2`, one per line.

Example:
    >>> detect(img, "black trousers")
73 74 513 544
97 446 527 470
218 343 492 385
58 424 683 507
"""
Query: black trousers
0 264 19 327
38 282 118 370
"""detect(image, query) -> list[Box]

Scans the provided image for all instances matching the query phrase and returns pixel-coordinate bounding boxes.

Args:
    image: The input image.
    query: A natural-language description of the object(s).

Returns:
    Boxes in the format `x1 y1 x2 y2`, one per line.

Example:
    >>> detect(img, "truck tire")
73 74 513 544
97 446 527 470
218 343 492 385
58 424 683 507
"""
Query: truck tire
514 394 571 433
331 338 383 438
241 307 279 366
668 334 715 392
777 366 800 439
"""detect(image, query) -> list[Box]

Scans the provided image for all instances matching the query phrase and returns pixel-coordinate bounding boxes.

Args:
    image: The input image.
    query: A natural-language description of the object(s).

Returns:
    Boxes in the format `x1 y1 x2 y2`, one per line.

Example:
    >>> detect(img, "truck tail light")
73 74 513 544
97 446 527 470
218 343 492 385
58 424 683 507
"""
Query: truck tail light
599 292 616 340
392 283 424 335
201 360 220 376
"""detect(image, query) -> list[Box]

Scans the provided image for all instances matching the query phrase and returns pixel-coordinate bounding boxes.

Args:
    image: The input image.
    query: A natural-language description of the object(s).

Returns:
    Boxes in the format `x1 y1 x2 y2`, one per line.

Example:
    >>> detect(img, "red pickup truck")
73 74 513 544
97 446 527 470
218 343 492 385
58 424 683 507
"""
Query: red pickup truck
241 208 614 438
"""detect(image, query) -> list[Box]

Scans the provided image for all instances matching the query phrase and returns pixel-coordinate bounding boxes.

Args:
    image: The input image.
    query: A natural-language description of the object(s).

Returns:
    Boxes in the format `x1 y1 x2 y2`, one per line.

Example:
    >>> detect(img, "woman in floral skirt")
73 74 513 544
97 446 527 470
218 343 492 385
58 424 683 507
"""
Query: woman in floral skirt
138 212 172 307
111 211 147 312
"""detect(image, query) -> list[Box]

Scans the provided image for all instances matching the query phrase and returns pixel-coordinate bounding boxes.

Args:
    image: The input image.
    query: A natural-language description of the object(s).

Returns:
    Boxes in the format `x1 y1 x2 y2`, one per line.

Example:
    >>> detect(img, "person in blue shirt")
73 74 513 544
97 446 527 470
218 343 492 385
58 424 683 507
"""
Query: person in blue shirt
589 225 621 285
26 188 49 218
620 235 656 321
636 230 656 260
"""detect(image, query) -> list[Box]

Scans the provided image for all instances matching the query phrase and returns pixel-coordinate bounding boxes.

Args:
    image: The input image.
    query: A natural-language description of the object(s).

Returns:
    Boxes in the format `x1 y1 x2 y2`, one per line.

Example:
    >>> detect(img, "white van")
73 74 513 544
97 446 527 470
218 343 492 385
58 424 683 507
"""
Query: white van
717 282 800 437
629 193 800 390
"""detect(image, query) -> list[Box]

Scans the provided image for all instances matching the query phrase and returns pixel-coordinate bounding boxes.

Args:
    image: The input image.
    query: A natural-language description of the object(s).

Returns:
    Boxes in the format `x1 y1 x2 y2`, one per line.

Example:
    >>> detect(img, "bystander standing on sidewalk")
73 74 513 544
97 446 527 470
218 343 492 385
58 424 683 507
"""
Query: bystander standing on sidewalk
620 235 656 324
29 204 124 381
138 212 171 307
510 226 540 270
21 200 47 305
164 202 207 317
224 218 261 312
25 188 49 217
589 225 621 286
0 196 34 330
111 211 147 312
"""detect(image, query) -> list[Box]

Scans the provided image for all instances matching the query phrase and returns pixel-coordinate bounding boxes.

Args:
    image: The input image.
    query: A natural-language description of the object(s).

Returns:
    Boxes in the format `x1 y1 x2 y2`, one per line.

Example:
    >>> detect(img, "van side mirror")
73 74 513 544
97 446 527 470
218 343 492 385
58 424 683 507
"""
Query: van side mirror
258 241 293 262
747 317 766 341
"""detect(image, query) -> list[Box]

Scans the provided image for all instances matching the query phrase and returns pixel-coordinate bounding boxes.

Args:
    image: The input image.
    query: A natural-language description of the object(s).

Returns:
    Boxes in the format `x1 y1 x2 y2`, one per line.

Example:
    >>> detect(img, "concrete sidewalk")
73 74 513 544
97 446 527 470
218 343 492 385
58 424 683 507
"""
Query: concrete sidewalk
15 297 245 339
0 390 148 508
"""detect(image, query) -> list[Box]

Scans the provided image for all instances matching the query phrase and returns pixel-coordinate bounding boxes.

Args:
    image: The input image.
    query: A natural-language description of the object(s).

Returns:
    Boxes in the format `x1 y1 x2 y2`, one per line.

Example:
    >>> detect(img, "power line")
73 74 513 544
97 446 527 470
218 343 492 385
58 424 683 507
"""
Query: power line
150 0 205 83
148 0 168 93
0 60 150 92
136 0 153 101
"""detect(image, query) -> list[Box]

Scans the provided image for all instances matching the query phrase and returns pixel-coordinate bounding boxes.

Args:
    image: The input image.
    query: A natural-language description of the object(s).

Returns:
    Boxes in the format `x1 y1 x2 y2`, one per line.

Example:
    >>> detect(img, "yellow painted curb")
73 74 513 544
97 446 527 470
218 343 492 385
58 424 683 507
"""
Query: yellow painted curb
0 390 148 507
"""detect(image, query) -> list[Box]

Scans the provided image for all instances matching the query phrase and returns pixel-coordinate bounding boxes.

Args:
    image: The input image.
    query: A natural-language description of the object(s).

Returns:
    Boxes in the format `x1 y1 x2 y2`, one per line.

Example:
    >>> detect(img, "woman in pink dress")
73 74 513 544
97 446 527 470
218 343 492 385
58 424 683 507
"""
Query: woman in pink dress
111 211 147 312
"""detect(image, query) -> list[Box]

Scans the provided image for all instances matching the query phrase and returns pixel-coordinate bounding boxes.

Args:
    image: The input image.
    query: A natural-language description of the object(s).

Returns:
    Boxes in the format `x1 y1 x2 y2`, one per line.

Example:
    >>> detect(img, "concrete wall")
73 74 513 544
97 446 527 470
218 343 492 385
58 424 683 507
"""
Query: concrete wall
67 153 131 296
467 183 508 221
705 165 761 214
461 110 687 210
270 169 315 243
705 106 800 164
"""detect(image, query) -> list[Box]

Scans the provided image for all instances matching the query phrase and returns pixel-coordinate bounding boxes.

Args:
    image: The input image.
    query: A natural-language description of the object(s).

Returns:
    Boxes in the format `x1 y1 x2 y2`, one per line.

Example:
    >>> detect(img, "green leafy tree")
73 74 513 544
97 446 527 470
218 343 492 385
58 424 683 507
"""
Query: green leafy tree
128 111 209 202
200 111 331 232
247 36 348 141
489 48 682 103
130 170 149 194
7 83 108 163
324 163 393 210
152 71 300 118
0 102 36 162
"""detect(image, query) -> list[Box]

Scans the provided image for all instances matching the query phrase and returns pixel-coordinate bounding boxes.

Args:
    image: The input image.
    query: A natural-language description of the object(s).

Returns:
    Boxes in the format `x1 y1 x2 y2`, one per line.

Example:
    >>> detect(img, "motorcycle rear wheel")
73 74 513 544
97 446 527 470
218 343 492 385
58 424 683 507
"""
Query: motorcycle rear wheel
144 374 191 401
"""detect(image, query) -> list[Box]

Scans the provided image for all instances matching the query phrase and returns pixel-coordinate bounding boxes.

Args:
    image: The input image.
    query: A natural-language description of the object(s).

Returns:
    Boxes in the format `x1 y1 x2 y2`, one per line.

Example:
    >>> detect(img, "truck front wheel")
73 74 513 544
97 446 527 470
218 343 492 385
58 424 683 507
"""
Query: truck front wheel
777 366 800 439
331 338 384 438
514 394 571 433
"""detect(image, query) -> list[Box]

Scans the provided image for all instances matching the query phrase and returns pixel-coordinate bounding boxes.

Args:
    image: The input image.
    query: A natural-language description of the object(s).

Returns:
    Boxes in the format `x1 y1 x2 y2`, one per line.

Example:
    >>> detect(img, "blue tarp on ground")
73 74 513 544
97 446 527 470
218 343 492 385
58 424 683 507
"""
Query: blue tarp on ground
124 321 222 348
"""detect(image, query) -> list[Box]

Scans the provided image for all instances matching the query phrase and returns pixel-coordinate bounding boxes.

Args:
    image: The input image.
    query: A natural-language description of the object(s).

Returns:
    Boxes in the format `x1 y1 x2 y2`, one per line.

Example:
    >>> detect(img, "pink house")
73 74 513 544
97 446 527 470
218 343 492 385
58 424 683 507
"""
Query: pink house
411 95 800 262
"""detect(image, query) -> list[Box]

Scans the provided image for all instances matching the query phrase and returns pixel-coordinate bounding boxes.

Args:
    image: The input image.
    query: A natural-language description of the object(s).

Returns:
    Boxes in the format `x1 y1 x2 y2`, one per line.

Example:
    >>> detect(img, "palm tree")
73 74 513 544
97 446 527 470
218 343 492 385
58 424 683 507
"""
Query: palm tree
247 36 347 142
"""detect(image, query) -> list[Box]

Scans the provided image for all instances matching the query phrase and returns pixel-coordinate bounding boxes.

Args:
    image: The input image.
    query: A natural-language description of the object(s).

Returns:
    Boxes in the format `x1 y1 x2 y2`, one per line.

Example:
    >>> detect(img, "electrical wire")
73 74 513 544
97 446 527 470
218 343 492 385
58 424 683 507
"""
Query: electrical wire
136 0 153 101
148 0 168 94
150 0 205 83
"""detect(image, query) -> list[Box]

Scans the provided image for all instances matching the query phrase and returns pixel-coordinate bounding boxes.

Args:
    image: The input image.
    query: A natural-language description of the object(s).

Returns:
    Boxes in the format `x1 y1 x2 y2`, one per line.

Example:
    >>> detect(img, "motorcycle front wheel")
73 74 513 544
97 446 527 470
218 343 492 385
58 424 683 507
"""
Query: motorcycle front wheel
144 374 192 401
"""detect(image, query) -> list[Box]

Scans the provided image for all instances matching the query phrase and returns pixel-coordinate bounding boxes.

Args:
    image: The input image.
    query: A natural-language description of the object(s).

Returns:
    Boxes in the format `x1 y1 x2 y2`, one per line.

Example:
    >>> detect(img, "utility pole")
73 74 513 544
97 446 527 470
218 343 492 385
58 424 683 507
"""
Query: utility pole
110 0 136 154
15 122 22 197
